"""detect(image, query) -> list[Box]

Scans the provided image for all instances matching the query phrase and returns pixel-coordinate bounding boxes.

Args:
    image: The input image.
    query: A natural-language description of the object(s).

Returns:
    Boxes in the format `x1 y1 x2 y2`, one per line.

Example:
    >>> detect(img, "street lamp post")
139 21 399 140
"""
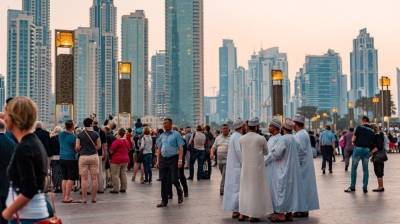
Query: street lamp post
380 76 391 130
372 97 379 123
332 107 338 131
348 102 354 128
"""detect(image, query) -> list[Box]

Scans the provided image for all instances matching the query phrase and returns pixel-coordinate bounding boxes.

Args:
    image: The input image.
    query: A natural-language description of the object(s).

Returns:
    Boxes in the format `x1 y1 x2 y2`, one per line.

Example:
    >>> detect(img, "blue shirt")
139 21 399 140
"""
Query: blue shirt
59 131 77 160
319 130 336 146
156 130 184 158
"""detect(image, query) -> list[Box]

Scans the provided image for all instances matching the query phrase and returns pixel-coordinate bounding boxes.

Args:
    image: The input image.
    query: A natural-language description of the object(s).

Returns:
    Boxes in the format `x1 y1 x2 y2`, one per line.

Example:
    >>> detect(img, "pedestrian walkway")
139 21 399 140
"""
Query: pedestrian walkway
57 155 400 223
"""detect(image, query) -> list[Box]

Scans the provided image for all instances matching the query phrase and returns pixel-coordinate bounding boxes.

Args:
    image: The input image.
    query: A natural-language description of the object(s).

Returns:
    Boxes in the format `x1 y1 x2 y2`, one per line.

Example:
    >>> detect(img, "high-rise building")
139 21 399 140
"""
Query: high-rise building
397 68 400 117
7 10 38 102
151 51 167 118
90 0 118 122
23 0 51 124
204 96 218 124
165 0 204 126
247 47 289 122
350 28 379 103
121 10 149 118
218 39 237 121
0 74 5 109
74 27 99 124
232 66 247 120
302 49 343 112
339 74 348 115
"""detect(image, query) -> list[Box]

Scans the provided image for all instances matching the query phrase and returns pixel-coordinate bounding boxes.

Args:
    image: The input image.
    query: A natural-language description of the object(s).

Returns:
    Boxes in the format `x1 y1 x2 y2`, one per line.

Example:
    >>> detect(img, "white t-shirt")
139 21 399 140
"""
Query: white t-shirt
191 131 206 150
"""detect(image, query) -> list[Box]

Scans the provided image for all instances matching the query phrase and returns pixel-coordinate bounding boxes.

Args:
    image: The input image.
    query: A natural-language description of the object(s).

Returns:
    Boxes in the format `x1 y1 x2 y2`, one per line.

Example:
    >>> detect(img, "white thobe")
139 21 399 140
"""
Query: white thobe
223 131 242 212
265 134 304 213
295 129 320 211
239 132 273 218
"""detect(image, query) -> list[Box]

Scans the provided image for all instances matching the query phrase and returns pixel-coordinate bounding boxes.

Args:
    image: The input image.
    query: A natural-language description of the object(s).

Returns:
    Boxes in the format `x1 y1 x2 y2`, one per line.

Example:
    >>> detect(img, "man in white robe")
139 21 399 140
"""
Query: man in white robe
223 119 247 219
265 119 304 222
239 118 273 222
293 114 320 217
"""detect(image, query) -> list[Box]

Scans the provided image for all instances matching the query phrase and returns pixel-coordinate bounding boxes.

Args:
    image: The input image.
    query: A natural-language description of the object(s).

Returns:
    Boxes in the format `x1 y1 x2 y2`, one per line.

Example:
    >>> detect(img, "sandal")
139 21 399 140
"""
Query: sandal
62 199 73 203
91 200 97 203
238 215 248 222
268 213 286 223
232 212 240 219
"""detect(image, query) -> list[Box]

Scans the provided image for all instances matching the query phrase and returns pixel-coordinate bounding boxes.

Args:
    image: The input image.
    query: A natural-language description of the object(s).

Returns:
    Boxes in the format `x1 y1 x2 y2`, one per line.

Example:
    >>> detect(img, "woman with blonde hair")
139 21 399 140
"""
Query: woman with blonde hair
1 97 50 223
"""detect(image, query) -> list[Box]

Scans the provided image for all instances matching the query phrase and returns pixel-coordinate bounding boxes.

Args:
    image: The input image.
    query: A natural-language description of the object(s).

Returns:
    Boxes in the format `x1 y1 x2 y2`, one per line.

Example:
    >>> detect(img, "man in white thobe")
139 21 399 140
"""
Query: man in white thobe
223 119 246 219
293 114 320 218
265 119 304 222
239 118 273 222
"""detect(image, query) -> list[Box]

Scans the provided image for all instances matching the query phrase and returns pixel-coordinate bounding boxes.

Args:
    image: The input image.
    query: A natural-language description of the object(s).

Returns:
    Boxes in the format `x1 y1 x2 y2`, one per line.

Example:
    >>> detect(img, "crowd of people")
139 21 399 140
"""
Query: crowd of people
0 96 396 223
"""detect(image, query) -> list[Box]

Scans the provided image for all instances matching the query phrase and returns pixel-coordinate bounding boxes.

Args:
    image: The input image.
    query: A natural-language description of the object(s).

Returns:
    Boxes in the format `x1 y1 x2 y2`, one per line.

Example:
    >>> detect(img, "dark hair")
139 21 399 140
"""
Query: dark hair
164 118 173 123
127 128 132 133
118 128 126 137
93 120 98 126
362 116 370 123
349 127 354 132
294 121 304 128
221 123 229 128
248 125 257 131
65 120 74 130
196 125 203 132
205 125 211 132
326 125 331 131
6 97 14 104
83 118 93 128
0 120 5 130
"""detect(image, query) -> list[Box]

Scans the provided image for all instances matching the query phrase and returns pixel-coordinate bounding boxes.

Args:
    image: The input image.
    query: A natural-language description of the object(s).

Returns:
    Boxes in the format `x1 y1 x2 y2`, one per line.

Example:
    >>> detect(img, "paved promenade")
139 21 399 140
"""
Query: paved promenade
57 154 400 223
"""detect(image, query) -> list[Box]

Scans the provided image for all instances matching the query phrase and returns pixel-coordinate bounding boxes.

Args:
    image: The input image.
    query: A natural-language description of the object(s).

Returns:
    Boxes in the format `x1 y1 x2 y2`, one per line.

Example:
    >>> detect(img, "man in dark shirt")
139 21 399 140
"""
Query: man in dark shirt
34 121 51 157
345 116 375 193
0 120 15 224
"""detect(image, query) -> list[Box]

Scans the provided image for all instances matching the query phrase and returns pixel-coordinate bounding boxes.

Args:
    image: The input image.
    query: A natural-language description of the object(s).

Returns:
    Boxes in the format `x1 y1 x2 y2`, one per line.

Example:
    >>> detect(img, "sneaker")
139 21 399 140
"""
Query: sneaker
156 202 167 208
363 188 368 193
322 169 326 175
344 187 355 193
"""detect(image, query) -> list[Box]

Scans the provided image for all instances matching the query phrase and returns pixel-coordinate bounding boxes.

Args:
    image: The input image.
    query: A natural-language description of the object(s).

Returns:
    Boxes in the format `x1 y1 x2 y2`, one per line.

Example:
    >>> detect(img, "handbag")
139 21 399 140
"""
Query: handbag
374 150 388 162
12 190 62 224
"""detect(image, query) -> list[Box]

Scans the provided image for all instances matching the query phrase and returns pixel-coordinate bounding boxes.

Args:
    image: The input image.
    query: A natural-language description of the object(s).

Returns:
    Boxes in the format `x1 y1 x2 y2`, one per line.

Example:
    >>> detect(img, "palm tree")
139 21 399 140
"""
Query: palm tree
297 106 318 128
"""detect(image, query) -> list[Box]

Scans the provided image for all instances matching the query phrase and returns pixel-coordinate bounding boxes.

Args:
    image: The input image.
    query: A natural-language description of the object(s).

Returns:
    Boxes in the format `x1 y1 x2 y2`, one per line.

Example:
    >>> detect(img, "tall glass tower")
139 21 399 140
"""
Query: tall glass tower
0 74 5 108
7 10 38 103
90 0 118 122
350 28 378 102
218 39 237 122
165 0 204 126
151 51 167 118
303 50 342 112
121 10 149 119
21 0 51 124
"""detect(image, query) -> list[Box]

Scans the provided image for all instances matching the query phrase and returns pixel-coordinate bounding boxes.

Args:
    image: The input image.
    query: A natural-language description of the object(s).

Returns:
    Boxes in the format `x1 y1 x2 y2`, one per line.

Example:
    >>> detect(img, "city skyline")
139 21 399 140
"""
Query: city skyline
1 0 399 99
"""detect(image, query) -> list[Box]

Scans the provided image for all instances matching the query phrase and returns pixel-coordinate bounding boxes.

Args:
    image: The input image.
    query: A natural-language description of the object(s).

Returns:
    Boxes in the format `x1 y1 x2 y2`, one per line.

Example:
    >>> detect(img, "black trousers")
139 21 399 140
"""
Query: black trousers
0 195 7 224
160 156 182 204
321 145 333 171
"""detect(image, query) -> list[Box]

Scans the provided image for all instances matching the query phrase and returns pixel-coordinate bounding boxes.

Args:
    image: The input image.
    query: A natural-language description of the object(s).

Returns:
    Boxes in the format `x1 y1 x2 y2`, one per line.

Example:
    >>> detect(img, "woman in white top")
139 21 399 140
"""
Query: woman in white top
141 127 153 184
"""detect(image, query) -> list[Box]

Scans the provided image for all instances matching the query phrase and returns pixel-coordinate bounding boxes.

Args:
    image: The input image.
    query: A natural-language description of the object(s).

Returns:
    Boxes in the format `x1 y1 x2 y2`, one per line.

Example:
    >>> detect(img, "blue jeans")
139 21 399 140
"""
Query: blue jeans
142 153 153 182
350 147 370 189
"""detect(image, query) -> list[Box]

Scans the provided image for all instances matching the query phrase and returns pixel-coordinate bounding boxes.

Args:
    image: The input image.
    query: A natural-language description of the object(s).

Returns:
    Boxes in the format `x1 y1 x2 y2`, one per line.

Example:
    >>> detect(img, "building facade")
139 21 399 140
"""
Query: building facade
151 51 167 118
350 28 379 103
7 10 38 103
218 39 237 122
0 75 5 109
165 0 204 126
302 49 343 113
22 0 51 124
232 66 248 120
204 96 218 124
90 0 118 122
74 27 99 125
397 68 400 117
247 47 289 122
121 10 149 118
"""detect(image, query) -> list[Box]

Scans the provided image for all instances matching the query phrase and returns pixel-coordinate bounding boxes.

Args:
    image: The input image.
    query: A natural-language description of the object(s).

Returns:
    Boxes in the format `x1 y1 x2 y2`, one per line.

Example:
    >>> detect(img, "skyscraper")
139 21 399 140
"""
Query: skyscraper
22 0 51 124
302 49 343 112
232 66 247 120
90 0 118 122
0 74 5 108
350 28 379 102
7 10 38 102
338 74 348 115
151 51 167 118
121 10 149 118
74 27 99 124
165 0 204 126
218 39 237 121
247 47 289 122
397 68 400 117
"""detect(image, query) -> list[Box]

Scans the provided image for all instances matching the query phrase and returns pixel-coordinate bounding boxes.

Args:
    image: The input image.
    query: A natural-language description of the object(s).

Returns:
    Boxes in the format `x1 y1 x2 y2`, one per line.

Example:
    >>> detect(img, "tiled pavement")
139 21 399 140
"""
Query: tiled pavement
57 154 400 223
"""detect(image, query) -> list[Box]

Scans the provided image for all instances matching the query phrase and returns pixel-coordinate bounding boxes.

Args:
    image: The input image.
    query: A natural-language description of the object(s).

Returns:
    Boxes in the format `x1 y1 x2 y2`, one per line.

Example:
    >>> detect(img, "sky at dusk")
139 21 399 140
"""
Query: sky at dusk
0 0 399 98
